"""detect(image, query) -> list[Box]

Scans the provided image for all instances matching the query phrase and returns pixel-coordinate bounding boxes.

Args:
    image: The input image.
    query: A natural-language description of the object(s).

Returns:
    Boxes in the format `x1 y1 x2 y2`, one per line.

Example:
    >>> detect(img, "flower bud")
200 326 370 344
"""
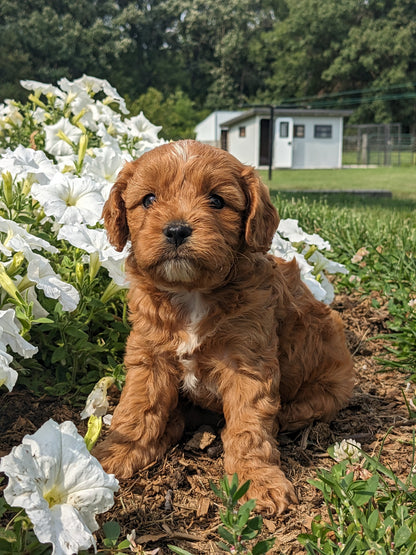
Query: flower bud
100 280 123 303
7 252 25 276
2 171 14 207
0 263 23 303
28 93 47 109
304 244 318 261
88 252 101 281
22 175 35 196
57 129 75 150
77 134 88 168
75 262 84 285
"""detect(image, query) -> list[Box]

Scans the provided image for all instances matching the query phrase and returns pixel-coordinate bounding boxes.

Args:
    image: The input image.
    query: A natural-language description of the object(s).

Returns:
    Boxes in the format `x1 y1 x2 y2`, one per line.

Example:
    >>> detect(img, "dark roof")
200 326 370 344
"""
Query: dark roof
220 107 353 128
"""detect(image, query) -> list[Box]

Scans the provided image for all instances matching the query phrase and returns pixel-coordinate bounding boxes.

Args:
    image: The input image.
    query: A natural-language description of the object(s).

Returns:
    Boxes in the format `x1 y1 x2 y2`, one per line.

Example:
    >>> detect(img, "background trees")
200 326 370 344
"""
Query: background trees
1 0 416 134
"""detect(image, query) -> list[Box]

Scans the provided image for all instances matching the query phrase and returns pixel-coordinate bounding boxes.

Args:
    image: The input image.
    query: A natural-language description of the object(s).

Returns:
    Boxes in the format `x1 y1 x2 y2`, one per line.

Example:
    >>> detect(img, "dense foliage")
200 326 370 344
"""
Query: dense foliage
2 0 416 132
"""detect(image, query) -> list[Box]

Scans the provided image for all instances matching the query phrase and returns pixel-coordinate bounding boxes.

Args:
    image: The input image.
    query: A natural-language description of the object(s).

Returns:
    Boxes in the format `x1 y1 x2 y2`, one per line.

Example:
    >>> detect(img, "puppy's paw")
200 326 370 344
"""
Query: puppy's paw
93 438 155 479
245 467 298 515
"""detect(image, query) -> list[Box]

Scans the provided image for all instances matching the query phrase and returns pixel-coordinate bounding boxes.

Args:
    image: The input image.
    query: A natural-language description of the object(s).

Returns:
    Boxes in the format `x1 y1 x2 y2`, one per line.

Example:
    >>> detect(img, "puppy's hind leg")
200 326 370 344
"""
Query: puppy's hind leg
279 328 354 432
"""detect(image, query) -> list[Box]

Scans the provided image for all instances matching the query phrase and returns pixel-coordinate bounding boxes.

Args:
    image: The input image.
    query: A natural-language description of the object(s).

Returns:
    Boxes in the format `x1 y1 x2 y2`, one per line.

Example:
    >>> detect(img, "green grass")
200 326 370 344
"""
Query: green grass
268 180 416 380
259 166 416 200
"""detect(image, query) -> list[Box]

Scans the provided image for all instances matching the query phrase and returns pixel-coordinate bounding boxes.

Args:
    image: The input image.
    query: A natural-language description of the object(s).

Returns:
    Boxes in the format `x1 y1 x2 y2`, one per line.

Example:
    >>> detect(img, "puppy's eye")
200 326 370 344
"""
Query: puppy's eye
209 194 225 210
142 193 156 209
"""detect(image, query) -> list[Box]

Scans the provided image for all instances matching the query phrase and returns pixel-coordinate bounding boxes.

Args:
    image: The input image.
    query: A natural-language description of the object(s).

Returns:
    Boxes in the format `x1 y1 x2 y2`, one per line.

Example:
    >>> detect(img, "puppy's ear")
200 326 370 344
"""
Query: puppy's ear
241 166 280 253
102 161 135 251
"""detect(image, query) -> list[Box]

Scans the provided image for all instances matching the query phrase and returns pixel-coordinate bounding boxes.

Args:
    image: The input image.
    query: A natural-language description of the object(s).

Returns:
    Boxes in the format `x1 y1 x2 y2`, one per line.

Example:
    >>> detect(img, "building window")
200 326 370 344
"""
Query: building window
239 126 246 138
294 124 305 138
314 125 332 139
279 121 289 138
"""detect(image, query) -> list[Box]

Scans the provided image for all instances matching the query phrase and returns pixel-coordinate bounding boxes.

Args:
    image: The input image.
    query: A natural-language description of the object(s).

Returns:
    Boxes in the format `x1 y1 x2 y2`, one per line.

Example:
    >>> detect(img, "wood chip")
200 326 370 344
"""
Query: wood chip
184 425 216 451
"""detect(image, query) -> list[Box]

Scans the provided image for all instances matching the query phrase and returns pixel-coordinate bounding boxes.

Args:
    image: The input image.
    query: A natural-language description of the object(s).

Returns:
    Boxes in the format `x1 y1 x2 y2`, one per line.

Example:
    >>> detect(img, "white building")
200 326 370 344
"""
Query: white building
195 110 243 147
219 107 353 169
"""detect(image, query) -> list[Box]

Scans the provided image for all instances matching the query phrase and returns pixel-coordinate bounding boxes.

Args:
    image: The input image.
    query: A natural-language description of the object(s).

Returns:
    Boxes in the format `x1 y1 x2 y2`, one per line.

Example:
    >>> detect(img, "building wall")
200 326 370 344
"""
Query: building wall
291 116 343 169
225 115 344 169
226 116 259 166
195 111 242 146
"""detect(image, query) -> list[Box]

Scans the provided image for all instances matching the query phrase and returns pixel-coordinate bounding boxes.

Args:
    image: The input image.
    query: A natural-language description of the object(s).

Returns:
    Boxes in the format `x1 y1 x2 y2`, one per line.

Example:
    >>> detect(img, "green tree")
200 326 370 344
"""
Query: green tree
0 0 130 100
171 0 284 109
323 0 416 129
128 87 209 140
256 0 416 130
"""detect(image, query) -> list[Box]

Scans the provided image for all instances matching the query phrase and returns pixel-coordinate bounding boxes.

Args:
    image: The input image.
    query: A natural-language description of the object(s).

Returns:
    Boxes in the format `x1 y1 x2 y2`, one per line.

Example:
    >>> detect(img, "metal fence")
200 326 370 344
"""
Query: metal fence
343 123 416 166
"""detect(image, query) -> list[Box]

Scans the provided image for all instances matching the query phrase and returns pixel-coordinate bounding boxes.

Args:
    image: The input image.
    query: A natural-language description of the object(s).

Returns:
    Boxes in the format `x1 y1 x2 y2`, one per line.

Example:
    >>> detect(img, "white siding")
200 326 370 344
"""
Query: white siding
292 117 343 169
225 113 346 169
226 116 259 166
195 111 242 145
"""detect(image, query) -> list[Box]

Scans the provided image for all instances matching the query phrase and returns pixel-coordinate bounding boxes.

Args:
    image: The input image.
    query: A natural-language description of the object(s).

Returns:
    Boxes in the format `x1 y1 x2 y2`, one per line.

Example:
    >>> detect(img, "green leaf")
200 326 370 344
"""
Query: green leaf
168 545 195 555
102 520 121 541
51 346 67 363
394 525 412 548
252 538 276 554
349 474 379 507
217 525 236 546
117 539 131 549
339 534 361 555
367 509 380 532
233 479 251 502
0 528 17 542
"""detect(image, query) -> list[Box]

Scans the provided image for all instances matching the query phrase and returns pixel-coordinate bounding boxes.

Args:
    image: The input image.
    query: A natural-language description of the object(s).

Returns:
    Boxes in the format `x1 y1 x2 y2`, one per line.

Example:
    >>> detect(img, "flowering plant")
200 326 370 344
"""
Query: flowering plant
0 419 119 554
0 75 165 396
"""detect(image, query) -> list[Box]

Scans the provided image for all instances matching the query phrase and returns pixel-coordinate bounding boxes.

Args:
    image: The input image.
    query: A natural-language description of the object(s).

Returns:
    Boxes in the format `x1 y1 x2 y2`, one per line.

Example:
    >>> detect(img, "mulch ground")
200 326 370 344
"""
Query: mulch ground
1 292 414 554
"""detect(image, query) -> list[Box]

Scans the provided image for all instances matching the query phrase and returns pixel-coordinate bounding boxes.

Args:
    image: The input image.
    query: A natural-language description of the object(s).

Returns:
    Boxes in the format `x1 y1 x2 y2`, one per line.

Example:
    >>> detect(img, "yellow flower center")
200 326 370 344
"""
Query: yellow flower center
65 191 78 207
44 485 65 508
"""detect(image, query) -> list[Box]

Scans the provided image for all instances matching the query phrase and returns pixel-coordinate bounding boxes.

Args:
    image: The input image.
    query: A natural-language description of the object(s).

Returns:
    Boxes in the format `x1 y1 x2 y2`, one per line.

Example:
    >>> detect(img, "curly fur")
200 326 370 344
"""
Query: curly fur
94 140 354 514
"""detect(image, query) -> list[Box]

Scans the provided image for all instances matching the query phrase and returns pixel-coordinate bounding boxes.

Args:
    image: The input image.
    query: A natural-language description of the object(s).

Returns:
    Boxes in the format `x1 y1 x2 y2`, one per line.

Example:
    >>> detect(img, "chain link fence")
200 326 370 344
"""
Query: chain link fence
343 123 416 166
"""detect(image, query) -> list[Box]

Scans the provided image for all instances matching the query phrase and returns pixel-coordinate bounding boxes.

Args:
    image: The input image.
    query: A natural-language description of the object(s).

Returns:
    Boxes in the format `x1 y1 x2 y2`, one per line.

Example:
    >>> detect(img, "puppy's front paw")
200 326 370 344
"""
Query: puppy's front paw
244 467 298 515
93 438 155 479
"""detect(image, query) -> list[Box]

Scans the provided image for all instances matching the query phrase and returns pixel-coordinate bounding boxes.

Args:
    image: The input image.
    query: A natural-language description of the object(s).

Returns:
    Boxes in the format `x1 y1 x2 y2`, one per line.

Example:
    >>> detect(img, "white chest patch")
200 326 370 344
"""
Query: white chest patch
173 291 209 393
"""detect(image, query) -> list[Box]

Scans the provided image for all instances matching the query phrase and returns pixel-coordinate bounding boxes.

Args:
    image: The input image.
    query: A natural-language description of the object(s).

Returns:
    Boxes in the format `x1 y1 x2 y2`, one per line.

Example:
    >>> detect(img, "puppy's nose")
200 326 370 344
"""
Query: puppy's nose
163 222 193 247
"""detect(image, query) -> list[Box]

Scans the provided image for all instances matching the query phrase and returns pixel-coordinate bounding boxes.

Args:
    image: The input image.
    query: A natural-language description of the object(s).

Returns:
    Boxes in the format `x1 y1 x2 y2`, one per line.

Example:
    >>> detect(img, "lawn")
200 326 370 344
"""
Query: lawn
259 166 416 200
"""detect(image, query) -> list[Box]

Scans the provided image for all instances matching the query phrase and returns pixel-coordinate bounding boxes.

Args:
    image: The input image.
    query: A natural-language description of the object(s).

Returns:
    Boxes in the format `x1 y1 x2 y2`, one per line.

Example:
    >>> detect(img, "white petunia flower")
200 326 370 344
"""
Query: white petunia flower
58 224 128 286
277 218 331 250
307 250 349 276
80 376 115 419
0 145 58 185
70 74 129 115
44 118 82 157
96 122 124 151
27 255 80 312
20 80 65 99
31 174 104 226
0 308 38 392
0 308 38 358
125 111 162 142
0 347 17 391
270 233 330 303
0 100 24 129
0 419 119 555
333 439 362 462
82 147 129 200
0 216 58 255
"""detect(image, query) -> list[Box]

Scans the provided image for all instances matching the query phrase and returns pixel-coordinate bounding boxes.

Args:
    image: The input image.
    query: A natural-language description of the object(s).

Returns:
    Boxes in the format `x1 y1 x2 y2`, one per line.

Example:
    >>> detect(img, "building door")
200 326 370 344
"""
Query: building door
275 118 293 168
220 129 228 151
259 119 270 165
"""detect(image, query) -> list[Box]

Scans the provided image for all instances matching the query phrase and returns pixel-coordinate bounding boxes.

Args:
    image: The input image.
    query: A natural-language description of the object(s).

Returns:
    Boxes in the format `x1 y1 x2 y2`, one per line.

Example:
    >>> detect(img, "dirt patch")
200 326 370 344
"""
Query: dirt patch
1 293 414 554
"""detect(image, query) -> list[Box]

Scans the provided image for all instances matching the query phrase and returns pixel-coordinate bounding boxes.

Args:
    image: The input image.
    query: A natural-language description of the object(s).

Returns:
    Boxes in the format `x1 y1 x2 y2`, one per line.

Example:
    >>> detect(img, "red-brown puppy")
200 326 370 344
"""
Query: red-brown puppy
95 140 354 514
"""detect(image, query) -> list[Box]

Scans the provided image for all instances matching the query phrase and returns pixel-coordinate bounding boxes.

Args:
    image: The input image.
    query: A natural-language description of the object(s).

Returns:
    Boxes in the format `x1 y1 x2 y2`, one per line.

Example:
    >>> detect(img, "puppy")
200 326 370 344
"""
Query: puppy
95 140 354 514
